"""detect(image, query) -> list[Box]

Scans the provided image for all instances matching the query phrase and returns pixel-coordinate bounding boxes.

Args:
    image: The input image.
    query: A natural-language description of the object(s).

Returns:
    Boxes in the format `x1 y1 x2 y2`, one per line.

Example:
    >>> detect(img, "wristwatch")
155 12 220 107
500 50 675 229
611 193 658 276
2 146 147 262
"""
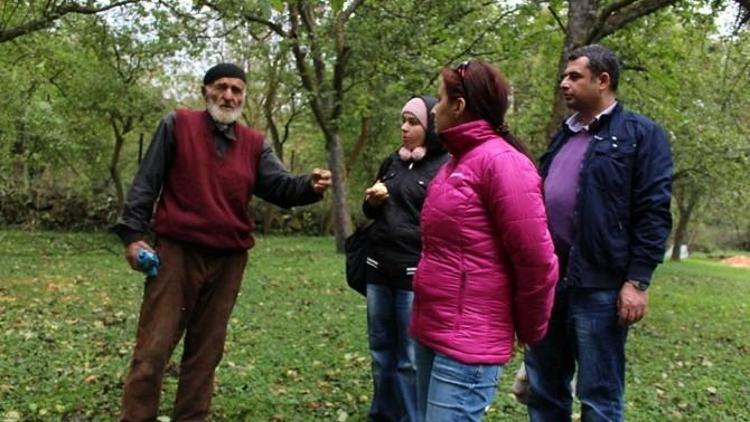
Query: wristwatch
627 280 649 291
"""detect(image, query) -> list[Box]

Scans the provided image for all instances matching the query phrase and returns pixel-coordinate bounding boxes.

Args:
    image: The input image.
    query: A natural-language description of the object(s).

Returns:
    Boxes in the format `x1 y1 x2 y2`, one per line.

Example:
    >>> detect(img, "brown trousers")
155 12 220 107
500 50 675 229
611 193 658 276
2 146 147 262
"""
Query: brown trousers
120 237 248 422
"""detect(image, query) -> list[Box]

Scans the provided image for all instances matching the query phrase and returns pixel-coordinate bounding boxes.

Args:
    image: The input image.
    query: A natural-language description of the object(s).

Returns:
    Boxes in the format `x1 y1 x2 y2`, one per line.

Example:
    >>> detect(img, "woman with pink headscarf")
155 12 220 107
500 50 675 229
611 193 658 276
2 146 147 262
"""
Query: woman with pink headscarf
361 95 449 421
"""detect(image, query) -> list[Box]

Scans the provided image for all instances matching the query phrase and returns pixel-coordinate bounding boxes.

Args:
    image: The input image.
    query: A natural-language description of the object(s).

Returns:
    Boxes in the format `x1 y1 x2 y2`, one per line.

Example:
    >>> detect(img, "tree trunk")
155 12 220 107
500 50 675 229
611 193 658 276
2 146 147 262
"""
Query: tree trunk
12 121 28 189
671 188 701 262
346 115 371 175
233 0 362 249
263 63 284 162
325 131 352 252
545 0 598 138
109 119 126 209
546 0 679 138
265 111 283 162
670 210 689 262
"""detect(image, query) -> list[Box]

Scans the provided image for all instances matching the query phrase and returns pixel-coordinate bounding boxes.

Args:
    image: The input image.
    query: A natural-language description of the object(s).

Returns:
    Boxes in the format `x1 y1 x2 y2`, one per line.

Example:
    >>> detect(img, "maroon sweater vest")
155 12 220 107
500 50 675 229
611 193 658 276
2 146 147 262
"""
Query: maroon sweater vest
152 109 264 250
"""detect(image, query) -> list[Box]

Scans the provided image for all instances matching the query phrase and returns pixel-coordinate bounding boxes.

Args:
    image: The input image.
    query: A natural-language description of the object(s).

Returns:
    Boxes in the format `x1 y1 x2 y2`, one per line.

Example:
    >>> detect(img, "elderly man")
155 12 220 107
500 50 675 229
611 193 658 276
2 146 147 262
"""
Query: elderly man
525 45 673 421
114 63 331 421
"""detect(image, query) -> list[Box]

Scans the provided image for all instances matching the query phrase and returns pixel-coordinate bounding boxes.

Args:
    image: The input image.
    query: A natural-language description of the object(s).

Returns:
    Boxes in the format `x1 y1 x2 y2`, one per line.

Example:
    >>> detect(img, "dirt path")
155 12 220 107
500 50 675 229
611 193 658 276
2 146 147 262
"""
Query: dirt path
721 256 750 268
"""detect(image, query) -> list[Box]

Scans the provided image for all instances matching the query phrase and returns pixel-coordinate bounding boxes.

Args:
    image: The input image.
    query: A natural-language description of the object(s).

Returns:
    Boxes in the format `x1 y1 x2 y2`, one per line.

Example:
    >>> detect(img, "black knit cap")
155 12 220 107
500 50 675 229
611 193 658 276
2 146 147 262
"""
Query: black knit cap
203 63 246 86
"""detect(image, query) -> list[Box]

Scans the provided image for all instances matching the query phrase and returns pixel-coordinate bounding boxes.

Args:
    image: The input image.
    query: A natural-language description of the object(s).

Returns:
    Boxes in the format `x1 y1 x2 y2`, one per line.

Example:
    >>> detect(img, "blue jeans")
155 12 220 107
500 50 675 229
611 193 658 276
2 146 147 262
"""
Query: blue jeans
415 342 502 422
524 286 628 422
367 283 417 421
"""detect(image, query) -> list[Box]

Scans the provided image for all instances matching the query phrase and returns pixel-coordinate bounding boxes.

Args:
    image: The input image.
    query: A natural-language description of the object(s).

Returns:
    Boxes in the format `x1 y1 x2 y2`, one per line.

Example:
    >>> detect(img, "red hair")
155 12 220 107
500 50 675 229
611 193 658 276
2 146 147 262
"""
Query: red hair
441 61 532 161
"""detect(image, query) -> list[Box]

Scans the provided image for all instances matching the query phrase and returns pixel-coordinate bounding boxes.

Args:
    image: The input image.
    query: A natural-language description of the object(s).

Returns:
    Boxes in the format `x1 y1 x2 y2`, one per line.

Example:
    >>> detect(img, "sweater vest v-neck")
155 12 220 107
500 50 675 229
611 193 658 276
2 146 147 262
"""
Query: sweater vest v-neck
153 109 264 250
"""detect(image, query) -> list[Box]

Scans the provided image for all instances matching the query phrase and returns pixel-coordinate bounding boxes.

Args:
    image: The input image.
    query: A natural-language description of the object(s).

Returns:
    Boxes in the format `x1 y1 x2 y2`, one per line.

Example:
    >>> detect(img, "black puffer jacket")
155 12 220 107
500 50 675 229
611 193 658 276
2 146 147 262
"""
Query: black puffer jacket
363 95 449 290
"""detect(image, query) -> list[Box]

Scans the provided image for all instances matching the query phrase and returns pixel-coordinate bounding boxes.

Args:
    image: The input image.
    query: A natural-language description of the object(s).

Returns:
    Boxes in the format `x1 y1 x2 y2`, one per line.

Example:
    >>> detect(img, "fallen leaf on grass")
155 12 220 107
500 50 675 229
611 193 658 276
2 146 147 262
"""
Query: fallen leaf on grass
285 369 300 380
46 282 68 292
2 411 21 421
306 401 322 410
271 384 288 396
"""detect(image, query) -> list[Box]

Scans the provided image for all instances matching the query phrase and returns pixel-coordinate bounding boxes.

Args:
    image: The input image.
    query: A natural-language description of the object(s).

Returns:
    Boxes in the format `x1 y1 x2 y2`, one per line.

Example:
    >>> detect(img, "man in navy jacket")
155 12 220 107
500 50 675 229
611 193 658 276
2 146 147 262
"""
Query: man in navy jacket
524 45 673 421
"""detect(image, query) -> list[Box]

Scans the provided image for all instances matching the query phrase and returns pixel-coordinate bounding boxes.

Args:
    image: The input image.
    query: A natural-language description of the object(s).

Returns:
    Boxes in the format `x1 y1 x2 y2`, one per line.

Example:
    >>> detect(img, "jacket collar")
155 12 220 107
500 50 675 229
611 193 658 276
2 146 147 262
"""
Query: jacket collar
439 119 497 157
560 102 623 136
565 101 618 133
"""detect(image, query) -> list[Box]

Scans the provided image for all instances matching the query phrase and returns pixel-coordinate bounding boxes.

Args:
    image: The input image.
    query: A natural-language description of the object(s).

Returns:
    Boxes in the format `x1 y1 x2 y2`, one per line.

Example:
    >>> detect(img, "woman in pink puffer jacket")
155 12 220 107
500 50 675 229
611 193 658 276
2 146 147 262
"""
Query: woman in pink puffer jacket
410 61 559 421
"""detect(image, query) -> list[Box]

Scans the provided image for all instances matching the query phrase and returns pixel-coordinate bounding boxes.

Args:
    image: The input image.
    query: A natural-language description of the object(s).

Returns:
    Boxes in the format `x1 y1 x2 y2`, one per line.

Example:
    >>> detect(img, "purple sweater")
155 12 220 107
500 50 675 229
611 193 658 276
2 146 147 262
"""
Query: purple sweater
544 131 592 258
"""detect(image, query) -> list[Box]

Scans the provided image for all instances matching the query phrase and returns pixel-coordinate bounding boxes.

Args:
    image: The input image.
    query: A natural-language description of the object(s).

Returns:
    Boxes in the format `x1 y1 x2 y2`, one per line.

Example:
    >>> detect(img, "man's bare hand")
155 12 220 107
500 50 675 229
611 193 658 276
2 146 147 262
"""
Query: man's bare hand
617 281 648 326
126 240 154 271
311 168 332 193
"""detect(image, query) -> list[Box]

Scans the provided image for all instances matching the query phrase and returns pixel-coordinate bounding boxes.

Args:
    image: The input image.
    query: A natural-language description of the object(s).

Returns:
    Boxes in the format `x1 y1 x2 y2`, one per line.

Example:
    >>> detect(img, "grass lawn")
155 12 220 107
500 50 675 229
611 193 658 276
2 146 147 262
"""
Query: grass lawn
0 231 748 421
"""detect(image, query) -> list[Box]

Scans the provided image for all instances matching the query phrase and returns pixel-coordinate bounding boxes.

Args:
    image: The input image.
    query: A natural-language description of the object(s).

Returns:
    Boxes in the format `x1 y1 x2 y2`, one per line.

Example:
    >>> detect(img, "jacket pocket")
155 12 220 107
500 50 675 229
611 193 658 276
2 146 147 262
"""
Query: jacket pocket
582 206 629 271
590 136 635 194
608 208 629 270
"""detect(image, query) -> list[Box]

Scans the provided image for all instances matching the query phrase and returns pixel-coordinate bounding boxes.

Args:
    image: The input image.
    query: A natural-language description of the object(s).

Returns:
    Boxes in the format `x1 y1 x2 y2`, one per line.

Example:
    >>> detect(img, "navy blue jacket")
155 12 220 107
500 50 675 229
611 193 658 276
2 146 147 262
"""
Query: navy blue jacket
540 103 673 289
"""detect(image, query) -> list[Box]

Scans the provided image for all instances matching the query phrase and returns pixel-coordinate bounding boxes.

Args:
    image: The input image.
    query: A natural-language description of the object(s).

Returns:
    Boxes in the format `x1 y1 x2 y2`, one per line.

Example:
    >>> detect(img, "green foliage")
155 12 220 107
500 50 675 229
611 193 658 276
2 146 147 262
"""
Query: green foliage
0 4 183 228
0 232 748 420
0 0 748 245
601 9 750 247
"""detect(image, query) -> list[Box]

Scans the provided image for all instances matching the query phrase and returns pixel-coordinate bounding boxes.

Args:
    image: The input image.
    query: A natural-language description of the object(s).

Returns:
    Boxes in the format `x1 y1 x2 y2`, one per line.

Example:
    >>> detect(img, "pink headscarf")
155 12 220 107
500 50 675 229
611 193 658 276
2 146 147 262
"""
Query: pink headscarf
401 97 428 129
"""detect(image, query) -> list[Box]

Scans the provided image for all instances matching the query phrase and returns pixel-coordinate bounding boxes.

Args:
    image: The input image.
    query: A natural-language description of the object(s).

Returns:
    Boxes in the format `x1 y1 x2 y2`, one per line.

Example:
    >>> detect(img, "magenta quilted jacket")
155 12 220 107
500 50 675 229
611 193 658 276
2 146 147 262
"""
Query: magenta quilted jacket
410 119 559 364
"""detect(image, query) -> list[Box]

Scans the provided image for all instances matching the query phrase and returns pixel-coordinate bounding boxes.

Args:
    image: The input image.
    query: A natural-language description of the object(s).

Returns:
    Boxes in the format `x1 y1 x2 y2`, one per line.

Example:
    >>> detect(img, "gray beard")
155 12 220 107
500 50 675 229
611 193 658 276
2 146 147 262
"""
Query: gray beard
207 101 243 124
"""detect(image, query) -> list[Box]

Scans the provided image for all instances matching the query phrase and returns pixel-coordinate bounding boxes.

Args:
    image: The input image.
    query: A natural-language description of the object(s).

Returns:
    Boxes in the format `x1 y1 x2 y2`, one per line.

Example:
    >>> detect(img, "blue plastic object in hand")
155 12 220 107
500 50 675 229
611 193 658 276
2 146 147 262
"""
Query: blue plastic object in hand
136 249 160 278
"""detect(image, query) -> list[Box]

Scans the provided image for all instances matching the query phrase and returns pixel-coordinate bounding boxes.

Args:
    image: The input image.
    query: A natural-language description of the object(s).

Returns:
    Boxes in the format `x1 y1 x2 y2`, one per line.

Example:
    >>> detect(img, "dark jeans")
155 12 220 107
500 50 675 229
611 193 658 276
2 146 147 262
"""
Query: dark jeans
367 283 417 421
120 237 247 422
524 286 628 422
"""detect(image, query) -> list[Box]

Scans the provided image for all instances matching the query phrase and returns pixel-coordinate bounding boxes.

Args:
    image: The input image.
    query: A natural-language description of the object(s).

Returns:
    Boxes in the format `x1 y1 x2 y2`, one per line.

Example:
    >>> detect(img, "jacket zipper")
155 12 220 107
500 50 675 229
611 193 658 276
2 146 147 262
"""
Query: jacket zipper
457 271 467 315
452 271 468 330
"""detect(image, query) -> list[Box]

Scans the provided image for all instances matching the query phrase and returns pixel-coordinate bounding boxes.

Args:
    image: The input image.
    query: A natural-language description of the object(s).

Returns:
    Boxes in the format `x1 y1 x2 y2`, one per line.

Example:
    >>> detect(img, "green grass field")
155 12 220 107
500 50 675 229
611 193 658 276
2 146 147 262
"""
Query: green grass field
0 231 748 421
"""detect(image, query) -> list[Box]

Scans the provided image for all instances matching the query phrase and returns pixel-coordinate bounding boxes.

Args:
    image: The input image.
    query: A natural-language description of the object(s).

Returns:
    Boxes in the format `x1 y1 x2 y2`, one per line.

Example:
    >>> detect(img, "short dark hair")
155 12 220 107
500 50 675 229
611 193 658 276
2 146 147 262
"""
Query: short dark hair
568 44 620 92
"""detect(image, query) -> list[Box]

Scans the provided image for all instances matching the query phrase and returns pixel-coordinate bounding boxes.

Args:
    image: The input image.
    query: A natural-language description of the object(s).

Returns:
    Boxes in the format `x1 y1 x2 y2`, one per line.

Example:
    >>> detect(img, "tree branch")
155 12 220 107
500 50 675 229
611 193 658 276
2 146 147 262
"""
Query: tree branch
298 2 325 87
341 0 366 22
281 98 304 146
287 3 331 140
588 0 678 43
547 5 566 33
428 6 521 86
330 1 364 125
201 0 289 37
0 0 138 43
599 0 639 20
